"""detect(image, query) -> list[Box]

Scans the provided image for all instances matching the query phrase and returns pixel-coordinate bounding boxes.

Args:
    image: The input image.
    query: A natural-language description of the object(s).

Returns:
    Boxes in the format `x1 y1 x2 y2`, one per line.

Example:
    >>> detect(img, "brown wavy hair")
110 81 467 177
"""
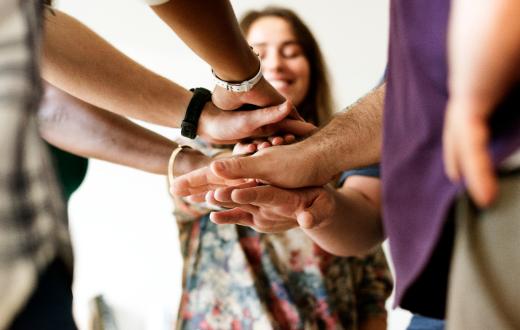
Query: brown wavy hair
240 6 334 126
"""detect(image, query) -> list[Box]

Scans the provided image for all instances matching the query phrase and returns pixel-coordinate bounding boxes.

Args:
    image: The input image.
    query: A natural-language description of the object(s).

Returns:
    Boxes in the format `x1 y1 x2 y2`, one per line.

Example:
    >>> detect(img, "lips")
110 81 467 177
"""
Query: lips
266 78 293 90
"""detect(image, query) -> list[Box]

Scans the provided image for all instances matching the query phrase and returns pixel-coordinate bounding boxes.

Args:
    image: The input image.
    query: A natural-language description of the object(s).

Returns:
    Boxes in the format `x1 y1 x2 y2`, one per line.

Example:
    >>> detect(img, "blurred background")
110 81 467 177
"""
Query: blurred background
52 0 410 329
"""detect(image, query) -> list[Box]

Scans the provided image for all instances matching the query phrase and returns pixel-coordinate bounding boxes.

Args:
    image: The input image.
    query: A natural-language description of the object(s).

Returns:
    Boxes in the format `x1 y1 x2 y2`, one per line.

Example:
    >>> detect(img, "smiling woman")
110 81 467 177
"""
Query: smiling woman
241 7 333 126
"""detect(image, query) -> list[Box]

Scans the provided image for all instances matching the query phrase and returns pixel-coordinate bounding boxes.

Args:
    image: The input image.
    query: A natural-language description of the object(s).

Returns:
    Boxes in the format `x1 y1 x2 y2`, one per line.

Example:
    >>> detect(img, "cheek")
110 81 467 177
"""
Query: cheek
291 60 311 95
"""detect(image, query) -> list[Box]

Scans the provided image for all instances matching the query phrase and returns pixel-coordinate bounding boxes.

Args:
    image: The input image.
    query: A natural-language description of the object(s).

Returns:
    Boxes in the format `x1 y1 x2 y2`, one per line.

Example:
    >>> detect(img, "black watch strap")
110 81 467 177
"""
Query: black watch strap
181 87 212 139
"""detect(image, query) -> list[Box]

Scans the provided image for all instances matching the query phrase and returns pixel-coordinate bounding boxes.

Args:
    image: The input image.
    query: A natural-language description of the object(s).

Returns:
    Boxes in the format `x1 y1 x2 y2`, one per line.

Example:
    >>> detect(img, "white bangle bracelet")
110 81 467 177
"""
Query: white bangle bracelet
212 62 263 93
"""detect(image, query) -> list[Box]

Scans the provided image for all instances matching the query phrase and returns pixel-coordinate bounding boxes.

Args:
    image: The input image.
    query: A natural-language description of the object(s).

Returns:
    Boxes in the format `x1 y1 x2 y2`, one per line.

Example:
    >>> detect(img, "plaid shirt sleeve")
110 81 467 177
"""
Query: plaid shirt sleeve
0 1 72 327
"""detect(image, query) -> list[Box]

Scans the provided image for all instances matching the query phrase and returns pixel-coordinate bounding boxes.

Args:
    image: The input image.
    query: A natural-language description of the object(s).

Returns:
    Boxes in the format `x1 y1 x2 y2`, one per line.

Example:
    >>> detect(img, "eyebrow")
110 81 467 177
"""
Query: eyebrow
251 40 301 48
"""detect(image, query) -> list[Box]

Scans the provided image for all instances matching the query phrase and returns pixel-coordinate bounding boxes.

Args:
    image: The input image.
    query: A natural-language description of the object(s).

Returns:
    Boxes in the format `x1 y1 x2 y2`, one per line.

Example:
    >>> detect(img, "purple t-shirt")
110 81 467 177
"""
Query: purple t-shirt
382 0 520 306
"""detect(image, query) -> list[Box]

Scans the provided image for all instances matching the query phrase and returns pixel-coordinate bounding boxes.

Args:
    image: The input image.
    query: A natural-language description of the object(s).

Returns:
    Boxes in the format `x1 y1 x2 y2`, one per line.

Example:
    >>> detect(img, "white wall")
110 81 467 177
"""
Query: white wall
54 0 410 329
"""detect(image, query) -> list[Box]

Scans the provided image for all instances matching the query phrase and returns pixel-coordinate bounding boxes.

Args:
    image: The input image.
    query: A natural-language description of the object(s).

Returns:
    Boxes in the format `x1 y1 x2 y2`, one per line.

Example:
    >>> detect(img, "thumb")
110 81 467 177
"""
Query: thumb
275 119 317 137
211 155 269 181
297 211 316 229
246 101 293 129
296 190 333 229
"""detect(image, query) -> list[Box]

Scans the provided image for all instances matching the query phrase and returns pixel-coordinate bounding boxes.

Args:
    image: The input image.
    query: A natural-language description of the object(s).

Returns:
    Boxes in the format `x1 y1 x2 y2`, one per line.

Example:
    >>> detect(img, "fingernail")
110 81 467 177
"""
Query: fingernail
213 160 225 172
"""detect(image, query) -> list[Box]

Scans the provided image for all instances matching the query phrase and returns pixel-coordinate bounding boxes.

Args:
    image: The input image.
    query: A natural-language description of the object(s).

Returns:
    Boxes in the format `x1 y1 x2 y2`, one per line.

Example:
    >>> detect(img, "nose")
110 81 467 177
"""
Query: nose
262 49 284 73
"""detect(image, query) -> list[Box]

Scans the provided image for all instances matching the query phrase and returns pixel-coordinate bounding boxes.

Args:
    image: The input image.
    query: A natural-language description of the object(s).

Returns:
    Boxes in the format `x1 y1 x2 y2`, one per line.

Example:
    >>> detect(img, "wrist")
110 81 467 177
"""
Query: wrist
212 59 262 93
197 101 217 141
212 47 260 82
174 148 211 176
298 138 338 185
446 95 495 118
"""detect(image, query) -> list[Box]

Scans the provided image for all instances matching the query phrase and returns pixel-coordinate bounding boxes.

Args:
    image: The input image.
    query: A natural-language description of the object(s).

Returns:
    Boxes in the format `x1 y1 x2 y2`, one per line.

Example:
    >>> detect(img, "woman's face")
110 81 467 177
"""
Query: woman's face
246 16 311 107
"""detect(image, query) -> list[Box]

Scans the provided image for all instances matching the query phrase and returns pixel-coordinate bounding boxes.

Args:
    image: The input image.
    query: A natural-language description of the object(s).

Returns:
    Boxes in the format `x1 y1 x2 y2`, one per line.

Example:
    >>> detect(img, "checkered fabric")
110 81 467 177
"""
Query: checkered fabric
0 1 72 328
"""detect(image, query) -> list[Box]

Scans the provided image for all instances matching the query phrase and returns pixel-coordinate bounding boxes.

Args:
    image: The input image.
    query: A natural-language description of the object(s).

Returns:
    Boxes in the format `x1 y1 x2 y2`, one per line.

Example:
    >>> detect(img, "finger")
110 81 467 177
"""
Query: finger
171 168 211 196
443 137 461 182
231 185 296 206
199 136 242 145
213 207 297 233
296 188 334 229
297 211 315 229
211 155 269 181
210 208 254 226
214 181 258 203
284 134 296 144
268 136 284 145
253 139 267 145
442 111 462 182
233 142 256 156
273 119 317 137
460 123 497 207
172 167 241 196
288 104 304 121
258 142 271 150
240 101 293 132
184 193 206 203
251 220 299 233
205 190 238 209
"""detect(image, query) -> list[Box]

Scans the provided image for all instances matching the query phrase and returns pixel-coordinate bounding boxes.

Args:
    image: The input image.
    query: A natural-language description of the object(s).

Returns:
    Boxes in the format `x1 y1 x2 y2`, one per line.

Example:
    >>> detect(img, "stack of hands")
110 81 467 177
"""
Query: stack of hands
170 86 337 234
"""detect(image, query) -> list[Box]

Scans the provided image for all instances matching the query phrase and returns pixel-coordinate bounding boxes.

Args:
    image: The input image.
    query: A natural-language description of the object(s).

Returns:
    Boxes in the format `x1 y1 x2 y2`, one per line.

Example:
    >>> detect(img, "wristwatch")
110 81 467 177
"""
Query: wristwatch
181 88 212 139
212 63 263 93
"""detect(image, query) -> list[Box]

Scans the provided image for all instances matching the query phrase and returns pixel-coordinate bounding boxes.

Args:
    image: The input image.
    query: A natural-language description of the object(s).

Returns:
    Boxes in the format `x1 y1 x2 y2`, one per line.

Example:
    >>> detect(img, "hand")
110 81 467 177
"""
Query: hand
174 133 293 201
173 147 212 177
171 140 335 197
232 134 296 156
197 100 315 144
206 183 336 232
212 76 285 111
170 160 249 197
443 98 496 207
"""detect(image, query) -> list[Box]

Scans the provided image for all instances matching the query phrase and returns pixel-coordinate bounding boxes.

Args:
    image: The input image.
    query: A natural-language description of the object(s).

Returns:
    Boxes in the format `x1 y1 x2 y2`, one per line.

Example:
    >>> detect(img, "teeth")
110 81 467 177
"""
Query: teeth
269 79 290 88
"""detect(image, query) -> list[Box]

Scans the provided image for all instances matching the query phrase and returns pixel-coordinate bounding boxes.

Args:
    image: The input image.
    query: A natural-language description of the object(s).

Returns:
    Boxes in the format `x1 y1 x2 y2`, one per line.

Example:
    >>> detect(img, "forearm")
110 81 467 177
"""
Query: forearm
151 0 259 81
303 84 384 179
40 85 181 175
449 0 520 110
42 8 190 128
303 187 384 257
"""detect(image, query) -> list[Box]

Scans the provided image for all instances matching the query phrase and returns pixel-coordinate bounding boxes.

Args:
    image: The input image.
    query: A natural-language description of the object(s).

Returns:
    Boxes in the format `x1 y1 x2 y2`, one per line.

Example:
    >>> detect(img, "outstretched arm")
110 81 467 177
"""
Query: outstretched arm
42 8 189 129
300 176 383 256
150 0 285 110
443 0 520 207
206 175 383 256
42 9 310 143
39 84 210 175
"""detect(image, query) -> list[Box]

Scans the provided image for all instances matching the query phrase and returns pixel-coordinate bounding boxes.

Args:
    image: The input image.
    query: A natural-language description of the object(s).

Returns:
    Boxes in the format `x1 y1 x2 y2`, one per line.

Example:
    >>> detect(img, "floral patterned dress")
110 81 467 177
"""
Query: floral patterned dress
172 159 392 330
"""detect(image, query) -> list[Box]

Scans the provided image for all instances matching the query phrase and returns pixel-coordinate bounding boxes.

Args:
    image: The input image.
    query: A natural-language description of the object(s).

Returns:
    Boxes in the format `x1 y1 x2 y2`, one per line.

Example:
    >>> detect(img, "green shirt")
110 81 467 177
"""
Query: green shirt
48 144 88 201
